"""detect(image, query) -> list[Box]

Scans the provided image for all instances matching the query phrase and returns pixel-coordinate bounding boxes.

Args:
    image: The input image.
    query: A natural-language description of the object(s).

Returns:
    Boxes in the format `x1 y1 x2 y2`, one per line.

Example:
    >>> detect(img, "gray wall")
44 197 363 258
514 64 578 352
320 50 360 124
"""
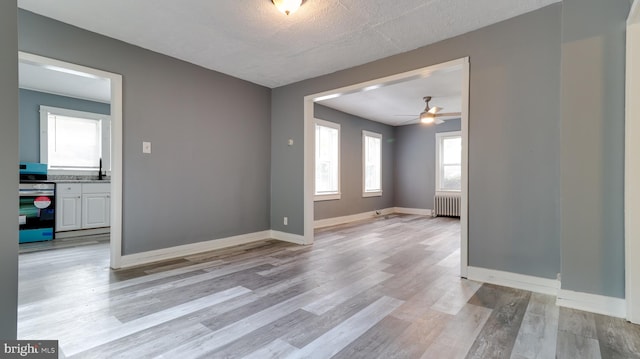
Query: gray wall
313 104 395 220
395 119 461 210
272 5 563 280
560 0 629 298
19 88 111 163
19 10 272 255
0 0 19 339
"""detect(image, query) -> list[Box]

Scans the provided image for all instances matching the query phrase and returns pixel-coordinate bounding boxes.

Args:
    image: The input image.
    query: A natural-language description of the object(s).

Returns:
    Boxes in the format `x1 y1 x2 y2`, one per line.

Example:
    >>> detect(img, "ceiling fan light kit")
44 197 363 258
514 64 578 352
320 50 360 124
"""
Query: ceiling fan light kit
420 112 435 124
272 0 302 15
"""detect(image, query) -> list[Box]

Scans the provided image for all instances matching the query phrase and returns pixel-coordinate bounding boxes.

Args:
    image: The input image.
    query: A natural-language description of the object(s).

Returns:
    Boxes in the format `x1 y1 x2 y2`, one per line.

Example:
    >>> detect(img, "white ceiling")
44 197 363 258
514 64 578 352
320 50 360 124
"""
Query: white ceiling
19 61 111 103
318 66 462 126
17 0 560 88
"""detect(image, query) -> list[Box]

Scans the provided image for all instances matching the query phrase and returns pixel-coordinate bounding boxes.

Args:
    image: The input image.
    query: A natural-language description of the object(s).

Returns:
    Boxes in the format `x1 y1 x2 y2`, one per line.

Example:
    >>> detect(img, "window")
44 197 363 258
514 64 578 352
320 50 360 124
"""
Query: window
40 106 111 173
315 119 340 200
436 131 462 192
362 130 382 197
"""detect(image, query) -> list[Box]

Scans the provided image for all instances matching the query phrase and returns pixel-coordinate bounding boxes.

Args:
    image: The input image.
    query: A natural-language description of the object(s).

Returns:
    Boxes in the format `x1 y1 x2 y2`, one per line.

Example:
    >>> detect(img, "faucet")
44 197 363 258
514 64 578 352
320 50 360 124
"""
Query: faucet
98 158 104 180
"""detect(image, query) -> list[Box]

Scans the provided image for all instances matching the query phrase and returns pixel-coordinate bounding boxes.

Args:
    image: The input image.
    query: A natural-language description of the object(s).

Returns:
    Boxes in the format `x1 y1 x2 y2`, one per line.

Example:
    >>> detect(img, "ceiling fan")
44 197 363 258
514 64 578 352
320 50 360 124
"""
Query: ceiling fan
397 96 461 125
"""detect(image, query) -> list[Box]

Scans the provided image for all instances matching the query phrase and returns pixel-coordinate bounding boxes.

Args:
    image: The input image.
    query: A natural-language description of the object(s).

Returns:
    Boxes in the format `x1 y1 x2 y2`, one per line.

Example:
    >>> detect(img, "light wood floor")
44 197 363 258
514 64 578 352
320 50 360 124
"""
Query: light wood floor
17 214 640 358
19 233 110 254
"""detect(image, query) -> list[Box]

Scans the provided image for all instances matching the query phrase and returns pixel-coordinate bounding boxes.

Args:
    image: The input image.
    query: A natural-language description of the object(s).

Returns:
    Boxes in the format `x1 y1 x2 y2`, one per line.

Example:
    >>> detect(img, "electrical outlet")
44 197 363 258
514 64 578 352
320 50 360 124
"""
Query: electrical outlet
284 217 288 226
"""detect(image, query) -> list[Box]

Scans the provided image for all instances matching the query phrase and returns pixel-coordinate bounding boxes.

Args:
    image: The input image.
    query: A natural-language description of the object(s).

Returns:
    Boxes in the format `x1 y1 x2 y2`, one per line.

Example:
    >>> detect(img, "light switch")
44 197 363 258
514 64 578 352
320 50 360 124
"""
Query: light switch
143 141 151 154
288 139 294 146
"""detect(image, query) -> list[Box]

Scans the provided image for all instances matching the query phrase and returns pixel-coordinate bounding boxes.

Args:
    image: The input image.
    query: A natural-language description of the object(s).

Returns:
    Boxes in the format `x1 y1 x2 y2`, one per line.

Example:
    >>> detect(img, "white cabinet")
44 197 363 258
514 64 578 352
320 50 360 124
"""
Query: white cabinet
56 182 110 232
82 194 110 228
56 184 82 231
81 183 110 229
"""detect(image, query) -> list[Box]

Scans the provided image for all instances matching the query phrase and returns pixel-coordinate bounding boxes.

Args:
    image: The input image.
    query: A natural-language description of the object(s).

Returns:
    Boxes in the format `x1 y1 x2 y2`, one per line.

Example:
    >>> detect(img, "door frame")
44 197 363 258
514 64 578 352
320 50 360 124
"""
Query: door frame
18 52 124 269
303 57 470 277
625 0 640 324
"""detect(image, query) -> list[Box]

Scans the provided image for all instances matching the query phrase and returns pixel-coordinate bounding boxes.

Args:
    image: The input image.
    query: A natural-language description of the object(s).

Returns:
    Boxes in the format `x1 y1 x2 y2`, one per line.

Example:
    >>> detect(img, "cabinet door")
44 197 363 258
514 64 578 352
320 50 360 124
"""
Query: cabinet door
56 194 82 232
82 193 110 228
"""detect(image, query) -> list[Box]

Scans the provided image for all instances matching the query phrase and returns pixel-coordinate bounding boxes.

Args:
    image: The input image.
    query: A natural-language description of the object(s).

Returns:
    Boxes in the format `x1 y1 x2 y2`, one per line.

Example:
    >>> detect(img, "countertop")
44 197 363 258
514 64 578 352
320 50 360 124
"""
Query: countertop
52 179 111 183
39 176 111 184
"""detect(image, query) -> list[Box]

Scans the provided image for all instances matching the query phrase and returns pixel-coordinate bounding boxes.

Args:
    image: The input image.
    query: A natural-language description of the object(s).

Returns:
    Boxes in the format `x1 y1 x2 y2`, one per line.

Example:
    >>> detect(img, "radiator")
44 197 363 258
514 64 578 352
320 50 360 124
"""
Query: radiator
434 193 461 217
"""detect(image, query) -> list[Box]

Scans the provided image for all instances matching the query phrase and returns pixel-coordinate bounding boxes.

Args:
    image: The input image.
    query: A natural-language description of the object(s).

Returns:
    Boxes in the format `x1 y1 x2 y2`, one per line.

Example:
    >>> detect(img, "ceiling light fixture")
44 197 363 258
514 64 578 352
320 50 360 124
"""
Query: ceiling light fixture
272 0 302 15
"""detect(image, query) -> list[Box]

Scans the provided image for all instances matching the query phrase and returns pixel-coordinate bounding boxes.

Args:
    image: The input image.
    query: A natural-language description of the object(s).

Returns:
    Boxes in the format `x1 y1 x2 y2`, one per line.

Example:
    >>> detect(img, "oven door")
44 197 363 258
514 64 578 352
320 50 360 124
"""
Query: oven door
19 183 55 243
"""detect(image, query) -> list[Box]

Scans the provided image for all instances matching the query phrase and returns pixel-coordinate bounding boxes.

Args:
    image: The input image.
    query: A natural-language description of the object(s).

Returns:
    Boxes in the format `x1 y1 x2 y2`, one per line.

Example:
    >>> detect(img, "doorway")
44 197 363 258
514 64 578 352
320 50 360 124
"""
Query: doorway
18 52 123 269
302 57 470 277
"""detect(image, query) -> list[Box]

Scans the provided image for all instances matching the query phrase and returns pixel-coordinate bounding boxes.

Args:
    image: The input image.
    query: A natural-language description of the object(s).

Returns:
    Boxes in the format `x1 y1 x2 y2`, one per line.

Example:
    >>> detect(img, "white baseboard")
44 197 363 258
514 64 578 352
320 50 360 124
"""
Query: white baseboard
56 227 110 239
314 208 395 228
467 266 560 296
393 207 433 216
270 230 307 245
467 266 627 318
314 207 435 229
557 289 627 318
119 230 272 268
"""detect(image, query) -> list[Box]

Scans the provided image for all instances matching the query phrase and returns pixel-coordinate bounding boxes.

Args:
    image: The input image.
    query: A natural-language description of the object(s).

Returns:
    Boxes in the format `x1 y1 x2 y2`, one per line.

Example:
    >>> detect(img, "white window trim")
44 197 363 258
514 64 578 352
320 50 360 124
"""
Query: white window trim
314 118 341 201
362 130 383 197
40 105 111 175
435 130 462 193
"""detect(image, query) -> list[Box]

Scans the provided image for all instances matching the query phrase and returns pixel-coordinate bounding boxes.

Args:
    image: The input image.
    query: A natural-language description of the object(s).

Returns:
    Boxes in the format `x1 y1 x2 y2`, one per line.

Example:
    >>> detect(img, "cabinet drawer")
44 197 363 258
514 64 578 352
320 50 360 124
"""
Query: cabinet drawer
57 183 81 194
82 183 110 194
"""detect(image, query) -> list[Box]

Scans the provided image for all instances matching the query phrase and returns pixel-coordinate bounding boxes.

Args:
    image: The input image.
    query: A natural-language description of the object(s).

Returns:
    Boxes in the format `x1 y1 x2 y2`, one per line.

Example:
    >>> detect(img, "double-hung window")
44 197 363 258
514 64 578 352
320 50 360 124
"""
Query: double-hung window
362 130 382 197
40 105 111 174
436 131 462 192
315 119 340 200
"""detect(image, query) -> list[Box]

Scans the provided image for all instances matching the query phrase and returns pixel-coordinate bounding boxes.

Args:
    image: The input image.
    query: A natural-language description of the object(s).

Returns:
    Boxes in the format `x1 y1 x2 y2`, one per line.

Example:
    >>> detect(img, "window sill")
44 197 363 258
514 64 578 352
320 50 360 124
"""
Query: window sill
436 190 461 194
314 193 341 201
362 191 382 198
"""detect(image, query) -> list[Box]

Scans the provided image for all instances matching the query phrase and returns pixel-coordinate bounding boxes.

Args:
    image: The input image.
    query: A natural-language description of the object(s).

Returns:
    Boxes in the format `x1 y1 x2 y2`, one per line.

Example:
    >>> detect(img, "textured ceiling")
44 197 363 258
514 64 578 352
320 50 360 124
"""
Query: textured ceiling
18 0 560 88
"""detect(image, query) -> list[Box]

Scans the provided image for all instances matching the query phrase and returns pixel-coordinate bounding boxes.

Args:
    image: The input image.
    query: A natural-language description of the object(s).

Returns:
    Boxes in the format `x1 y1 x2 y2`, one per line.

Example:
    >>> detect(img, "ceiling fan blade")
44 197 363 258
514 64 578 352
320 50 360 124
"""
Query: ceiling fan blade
434 112 462 117
428 106 442 114
434 118 445 125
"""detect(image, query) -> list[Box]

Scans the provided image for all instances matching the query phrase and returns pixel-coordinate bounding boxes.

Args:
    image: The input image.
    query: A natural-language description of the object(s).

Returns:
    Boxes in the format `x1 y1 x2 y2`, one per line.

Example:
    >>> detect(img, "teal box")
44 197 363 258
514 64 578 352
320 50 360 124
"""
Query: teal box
19 228 54 243
19 162 48 176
